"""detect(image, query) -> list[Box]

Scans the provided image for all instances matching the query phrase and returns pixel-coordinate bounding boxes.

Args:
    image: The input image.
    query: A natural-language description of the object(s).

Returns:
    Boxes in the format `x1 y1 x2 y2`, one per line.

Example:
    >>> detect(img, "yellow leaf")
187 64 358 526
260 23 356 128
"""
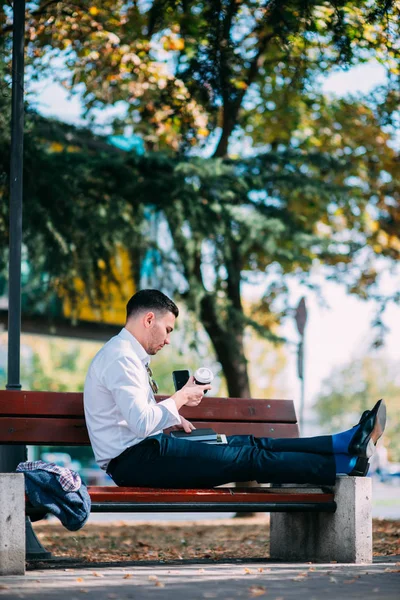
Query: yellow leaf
248 586 267 596
89 7 99 16
170 38 185 51
198 128 210 137
49 142 64 153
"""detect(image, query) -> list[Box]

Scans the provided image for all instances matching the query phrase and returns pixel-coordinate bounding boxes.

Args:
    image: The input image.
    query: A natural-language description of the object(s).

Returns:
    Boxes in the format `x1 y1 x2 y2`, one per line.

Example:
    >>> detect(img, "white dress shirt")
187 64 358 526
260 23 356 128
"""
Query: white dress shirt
84 328 181 469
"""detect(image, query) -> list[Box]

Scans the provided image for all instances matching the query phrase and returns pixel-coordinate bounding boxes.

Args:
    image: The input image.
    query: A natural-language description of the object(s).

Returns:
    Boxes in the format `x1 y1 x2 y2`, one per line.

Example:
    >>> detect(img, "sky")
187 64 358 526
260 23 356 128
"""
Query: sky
27 61 400 430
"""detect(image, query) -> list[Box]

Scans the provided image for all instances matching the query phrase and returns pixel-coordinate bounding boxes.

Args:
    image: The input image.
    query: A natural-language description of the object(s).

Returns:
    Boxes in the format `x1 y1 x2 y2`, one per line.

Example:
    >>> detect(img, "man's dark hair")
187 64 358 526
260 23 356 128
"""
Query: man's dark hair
126 289 179 320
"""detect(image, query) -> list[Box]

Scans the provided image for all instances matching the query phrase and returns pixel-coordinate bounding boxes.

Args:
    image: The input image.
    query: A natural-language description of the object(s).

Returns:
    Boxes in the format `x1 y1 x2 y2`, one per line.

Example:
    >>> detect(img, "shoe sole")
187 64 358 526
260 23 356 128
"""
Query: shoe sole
366 439 375 459
371 400 386 442
366 401 386 458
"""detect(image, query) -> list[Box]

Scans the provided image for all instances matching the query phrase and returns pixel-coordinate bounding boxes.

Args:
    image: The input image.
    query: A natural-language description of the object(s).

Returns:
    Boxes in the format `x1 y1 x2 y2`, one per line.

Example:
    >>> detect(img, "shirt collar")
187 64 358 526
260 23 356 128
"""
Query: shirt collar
118 328 150 366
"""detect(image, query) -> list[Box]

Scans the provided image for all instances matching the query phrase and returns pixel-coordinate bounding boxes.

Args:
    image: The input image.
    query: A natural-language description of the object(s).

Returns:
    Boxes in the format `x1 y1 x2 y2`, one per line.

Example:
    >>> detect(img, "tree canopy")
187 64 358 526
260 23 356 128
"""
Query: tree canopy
6 0 398 155
0 1 399 396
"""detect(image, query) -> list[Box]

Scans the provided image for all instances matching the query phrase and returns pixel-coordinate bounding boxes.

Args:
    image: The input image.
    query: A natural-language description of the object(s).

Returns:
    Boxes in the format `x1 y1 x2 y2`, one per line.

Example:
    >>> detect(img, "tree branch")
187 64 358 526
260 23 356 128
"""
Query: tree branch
213 0 280 157
1 0 89 36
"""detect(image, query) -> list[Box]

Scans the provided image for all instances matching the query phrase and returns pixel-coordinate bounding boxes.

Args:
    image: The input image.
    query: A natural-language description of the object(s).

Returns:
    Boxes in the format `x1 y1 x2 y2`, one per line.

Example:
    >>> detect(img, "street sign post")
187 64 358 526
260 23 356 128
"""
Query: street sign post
295 297 307 430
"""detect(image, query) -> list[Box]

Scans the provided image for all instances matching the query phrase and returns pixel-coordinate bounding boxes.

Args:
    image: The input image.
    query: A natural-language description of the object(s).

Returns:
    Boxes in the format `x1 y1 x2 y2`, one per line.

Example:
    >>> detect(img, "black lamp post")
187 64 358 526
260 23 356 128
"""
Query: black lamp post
0 0 26 475
0 1 51 560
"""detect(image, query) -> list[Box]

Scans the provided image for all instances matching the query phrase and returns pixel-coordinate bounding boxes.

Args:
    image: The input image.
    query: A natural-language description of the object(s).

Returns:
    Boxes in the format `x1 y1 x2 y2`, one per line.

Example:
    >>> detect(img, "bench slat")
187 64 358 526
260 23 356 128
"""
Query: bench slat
88 486 334 504
0 417 299 445
0 391 297 423
90 501 337 513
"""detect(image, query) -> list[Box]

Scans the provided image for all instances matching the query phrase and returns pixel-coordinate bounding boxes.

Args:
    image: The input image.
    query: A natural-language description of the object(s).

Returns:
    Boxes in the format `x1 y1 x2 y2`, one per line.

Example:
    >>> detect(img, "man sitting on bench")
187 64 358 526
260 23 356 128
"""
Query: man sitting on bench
83 289 386 489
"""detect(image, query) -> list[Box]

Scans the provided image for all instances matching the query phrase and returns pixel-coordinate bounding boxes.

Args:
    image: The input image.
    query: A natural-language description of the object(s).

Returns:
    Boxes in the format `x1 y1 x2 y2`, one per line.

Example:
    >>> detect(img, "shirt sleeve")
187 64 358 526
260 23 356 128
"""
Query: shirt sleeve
102 355 181 437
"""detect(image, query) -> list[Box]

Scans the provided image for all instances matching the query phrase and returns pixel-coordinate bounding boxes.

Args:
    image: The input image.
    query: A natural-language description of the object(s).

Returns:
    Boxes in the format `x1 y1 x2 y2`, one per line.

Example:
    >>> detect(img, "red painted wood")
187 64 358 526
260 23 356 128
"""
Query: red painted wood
88 486 334 504
0 417 298 444
0 391 84 417
172 398 296 423
0 417 89 445
0 391 296 423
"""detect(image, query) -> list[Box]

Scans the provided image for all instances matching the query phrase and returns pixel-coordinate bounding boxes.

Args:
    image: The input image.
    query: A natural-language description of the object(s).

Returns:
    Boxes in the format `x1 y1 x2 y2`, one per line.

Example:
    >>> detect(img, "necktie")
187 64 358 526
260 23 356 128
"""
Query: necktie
146 365 159 394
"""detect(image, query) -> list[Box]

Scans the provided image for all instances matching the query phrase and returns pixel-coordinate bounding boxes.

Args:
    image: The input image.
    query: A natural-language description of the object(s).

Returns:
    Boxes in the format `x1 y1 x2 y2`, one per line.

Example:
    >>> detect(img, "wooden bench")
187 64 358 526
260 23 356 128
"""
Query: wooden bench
0 390 373 573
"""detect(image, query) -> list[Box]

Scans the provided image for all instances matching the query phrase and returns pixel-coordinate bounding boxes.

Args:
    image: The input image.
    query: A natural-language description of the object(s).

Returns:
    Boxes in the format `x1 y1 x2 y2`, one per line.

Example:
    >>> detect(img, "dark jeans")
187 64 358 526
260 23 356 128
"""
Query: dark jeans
107 433 336 488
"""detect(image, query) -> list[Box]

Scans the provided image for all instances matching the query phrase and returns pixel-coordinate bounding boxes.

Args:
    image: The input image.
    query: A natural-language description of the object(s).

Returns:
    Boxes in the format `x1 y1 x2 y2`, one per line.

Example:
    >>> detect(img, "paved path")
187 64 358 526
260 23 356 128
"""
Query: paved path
1 557 399 599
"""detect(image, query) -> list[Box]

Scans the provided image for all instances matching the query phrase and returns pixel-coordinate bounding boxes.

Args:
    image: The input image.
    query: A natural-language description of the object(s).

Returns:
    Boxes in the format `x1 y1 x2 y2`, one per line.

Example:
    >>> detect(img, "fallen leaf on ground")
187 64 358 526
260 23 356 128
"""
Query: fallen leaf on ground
384 569 400 573
76 578 84 583
92 572 104 577
28 518 399 565
149 575 158 580
155 581 165 587
123 573 133 579
249 585 267 596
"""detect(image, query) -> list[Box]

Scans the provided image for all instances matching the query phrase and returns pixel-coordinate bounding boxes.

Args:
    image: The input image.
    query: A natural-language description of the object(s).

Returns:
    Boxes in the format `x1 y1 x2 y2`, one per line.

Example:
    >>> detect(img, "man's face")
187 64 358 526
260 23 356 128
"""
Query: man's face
144 310 176 355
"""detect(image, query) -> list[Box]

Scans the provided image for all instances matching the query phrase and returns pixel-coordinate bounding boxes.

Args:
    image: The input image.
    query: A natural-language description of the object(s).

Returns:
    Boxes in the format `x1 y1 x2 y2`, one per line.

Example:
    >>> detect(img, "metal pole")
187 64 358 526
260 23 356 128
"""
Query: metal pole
0 0 26 472
298 339 305 430
0 3 50 560
295 298 307 433
7 0 25 392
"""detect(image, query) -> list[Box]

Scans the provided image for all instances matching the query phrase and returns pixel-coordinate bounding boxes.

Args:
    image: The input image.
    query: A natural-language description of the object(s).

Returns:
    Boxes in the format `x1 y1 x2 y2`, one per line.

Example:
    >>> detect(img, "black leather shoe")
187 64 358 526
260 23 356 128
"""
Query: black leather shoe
349 399 386 458
358 410 370 423
348 457 370 477
357 399 383 425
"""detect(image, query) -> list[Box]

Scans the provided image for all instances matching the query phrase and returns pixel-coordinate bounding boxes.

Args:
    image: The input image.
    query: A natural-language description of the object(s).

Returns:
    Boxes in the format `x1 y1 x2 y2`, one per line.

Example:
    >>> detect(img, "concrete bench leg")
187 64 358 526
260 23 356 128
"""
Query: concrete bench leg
0 473 25 575
270 476 372 564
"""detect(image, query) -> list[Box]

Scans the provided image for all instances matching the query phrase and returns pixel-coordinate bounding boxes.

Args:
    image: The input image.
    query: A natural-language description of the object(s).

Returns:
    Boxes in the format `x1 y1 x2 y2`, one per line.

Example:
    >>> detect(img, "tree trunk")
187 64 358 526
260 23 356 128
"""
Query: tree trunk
200 294 250 398
199 293 258 517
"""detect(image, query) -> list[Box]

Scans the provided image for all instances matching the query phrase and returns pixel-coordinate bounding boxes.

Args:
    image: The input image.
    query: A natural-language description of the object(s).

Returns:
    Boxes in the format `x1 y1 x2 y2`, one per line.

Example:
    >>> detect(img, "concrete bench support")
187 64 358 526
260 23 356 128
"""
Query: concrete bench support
270 476 372 564
0 473 25 575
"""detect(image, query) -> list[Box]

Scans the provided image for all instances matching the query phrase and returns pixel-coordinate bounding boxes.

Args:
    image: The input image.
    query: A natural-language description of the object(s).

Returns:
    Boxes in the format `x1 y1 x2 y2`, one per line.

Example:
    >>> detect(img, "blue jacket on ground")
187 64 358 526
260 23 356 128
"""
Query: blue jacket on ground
22 469 91 531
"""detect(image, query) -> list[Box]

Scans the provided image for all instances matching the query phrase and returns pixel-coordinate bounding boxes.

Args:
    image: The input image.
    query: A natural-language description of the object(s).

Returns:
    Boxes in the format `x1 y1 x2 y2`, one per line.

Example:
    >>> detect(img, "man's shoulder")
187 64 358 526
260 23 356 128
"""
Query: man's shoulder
92 334 142 368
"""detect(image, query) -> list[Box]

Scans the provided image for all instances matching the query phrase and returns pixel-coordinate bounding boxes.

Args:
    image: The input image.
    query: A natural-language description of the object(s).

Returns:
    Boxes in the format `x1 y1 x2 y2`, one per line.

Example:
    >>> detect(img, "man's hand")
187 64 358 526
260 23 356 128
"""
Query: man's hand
164 416 196 435
172 375 212 409
179 415 196 433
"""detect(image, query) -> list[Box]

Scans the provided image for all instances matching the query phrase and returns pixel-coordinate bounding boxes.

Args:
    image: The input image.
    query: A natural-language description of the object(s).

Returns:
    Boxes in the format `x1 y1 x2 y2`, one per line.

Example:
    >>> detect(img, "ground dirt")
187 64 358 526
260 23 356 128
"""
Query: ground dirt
30 517 400 565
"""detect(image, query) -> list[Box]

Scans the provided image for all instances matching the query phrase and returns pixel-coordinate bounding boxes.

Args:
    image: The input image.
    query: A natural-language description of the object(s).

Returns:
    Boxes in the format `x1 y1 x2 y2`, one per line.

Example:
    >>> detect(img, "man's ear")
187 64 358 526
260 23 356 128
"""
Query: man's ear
143 311 156 328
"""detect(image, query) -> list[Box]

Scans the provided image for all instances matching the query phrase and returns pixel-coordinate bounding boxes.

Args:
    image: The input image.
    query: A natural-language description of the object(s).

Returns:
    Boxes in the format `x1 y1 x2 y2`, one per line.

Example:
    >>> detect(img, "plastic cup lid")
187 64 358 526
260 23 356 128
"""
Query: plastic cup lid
194 367 214 384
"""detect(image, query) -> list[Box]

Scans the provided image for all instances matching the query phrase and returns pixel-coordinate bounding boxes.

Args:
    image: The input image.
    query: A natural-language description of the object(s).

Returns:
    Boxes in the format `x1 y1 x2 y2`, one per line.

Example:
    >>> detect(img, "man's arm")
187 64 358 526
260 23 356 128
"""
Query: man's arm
103 359 211 439
103 356 181 438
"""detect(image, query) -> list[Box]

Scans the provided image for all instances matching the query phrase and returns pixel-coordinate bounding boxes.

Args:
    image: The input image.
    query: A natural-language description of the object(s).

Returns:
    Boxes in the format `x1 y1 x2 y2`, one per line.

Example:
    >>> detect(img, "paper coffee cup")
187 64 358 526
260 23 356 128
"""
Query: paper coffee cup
194 367 214 385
